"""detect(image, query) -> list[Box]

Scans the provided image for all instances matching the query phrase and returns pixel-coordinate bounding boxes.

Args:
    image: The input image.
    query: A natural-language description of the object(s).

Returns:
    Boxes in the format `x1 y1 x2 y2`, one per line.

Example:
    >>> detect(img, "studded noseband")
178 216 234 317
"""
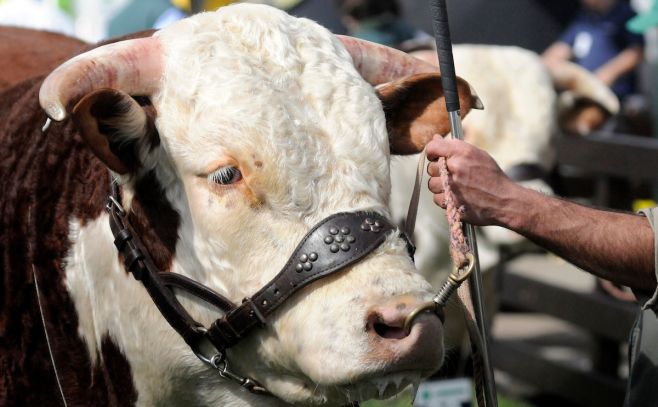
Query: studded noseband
105 181 414 396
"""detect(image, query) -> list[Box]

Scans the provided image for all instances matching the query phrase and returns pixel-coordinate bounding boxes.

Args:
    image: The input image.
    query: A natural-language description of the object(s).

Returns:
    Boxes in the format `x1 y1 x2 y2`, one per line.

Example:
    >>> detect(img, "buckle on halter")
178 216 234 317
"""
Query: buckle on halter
242 297 267 327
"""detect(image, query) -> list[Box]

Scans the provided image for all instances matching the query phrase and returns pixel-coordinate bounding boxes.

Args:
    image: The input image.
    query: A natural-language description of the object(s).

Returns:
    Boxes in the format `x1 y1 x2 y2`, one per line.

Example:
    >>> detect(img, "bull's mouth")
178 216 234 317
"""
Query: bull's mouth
274 368 428 405
335 371 423 403
315 313 442 404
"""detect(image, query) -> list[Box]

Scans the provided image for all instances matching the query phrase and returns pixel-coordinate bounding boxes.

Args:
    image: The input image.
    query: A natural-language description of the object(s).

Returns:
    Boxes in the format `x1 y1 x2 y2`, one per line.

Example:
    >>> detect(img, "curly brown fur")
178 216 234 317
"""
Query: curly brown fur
0 45 178 406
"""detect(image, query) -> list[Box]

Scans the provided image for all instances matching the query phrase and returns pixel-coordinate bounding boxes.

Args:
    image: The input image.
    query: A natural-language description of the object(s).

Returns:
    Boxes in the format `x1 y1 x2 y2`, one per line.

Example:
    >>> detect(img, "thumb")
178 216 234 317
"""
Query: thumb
426 135 460 161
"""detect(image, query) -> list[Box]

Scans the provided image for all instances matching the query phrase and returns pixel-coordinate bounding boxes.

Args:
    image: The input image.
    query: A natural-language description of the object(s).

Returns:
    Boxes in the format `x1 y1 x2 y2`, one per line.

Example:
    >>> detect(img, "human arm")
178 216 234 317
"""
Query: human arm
542 41 572 69
425 136 656 291
594 45 643 87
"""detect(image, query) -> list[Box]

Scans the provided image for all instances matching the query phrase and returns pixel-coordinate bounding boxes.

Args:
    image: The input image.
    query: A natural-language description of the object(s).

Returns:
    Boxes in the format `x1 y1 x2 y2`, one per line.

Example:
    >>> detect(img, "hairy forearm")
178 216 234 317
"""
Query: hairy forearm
426 138 656 291
499 185 656 291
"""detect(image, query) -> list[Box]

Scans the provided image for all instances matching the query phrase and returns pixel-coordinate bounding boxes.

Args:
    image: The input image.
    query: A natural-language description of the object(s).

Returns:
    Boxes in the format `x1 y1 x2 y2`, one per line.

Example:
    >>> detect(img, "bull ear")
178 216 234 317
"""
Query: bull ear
72 89 157 174
377 72 483 155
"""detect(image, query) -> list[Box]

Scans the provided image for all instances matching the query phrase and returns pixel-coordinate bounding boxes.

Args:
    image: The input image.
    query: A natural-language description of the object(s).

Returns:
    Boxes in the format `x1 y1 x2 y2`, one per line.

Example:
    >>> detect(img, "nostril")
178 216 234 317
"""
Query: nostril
373 321 408 340
367 309 410 340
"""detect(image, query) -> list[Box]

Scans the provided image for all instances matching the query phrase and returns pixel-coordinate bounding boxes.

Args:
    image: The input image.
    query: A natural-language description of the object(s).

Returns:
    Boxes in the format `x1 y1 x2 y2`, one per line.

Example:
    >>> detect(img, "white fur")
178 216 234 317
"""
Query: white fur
453 45 557 172
64 4 442 406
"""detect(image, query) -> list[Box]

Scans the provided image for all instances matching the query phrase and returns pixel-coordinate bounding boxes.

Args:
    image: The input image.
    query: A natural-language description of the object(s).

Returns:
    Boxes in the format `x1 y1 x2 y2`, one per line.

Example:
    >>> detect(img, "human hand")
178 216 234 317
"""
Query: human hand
425 135 520 226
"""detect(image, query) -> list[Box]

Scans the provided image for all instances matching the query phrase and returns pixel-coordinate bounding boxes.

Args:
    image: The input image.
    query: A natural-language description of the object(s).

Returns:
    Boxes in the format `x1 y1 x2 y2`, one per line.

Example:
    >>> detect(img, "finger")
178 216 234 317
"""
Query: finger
426 136 461 161
427 176 444 194
432 192 446 209
427 161 442 177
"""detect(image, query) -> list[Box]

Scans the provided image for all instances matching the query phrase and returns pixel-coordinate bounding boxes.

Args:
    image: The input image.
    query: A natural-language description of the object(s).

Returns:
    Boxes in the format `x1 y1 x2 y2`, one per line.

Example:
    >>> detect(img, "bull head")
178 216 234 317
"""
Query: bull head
39 4 480 405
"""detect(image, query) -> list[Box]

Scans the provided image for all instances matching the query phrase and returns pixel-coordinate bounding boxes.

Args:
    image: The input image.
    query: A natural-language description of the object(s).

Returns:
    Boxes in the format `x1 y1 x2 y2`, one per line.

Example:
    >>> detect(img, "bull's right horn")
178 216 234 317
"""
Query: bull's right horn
39 36 163 121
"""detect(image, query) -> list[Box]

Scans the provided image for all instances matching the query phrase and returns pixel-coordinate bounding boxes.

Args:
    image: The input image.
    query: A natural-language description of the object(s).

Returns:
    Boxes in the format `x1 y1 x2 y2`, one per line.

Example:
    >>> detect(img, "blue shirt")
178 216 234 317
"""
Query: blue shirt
561 2 644 98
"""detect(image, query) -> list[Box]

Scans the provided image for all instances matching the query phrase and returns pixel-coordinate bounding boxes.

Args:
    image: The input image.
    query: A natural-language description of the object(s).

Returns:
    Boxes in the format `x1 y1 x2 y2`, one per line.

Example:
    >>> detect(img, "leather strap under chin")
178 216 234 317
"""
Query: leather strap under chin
105 180 412 398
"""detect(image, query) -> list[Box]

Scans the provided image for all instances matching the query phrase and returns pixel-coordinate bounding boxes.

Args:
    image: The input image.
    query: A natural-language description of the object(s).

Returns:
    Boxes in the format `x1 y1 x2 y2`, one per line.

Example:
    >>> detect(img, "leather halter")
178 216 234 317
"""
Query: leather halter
105 180 414 396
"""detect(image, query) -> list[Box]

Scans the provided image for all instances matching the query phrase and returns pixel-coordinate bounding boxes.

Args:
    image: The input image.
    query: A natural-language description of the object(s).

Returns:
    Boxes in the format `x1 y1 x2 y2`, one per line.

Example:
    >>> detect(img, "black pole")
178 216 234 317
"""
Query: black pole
428 0 460 114
428 1 498 406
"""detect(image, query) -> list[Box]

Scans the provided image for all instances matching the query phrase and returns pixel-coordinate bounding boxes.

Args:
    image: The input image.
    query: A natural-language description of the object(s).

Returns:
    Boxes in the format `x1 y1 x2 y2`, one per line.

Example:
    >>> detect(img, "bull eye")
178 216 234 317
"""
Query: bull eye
209 166 242 185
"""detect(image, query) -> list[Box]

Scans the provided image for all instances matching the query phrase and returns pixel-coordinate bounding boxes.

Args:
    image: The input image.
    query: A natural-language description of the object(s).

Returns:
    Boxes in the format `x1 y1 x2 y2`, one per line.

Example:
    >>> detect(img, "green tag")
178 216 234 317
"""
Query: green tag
414 378 472 407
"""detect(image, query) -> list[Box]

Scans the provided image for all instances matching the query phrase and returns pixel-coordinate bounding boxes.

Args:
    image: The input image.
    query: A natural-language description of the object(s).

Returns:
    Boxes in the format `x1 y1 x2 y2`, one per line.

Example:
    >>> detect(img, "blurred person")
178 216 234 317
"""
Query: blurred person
333 0 431 50
543 0 644 100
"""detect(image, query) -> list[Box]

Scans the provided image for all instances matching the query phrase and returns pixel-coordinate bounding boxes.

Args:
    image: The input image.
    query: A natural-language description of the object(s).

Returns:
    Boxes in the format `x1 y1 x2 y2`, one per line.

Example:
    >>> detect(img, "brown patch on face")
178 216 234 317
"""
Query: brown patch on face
206 159 265 209
247 193 264 209
127 171 181 272
0 77 138 405
249 153 264 170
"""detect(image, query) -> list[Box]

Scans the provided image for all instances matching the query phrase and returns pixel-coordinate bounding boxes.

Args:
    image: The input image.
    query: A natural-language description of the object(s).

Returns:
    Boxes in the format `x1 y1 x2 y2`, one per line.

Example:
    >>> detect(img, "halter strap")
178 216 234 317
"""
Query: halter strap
105 180 410 397
206 211 398 350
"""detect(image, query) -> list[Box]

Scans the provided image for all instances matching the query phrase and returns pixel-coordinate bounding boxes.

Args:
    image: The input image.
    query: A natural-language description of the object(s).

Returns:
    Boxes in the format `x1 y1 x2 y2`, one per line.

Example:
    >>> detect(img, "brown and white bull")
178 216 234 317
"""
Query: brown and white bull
0 4 481 406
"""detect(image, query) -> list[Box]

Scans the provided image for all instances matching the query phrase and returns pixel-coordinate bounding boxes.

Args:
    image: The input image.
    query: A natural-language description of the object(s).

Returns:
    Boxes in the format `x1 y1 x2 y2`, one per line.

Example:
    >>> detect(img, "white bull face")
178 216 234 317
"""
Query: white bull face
154 7 441 403
40 4 480 405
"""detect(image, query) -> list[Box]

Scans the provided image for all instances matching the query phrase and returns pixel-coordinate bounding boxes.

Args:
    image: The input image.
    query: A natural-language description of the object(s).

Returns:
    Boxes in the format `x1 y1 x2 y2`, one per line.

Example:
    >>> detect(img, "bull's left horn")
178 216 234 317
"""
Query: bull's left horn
337 36 483 110
337 35 438 85
39 36 163 121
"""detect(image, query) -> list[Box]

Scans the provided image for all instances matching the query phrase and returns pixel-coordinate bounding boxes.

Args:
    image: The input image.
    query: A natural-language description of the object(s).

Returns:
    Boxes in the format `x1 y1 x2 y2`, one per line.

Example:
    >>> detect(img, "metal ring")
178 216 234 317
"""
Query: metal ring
449 252 475 283
191 327 225 367
403 301 436 335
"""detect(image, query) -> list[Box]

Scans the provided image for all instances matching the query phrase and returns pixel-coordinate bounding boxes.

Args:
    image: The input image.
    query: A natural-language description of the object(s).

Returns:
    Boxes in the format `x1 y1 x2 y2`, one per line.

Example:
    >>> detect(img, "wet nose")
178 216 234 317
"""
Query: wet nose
366 294 442 340
365 294 444 372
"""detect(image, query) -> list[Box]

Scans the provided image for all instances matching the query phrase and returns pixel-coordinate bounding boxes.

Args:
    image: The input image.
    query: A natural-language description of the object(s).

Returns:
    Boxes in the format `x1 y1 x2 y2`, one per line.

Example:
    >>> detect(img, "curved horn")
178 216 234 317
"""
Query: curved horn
337 35 438 85
546 60 620 115
39 36 163 121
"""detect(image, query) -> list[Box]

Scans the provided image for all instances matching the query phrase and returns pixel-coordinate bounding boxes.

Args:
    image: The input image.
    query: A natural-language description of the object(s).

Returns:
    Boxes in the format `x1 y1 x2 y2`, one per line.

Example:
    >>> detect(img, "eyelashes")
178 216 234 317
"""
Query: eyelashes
208 166 242 185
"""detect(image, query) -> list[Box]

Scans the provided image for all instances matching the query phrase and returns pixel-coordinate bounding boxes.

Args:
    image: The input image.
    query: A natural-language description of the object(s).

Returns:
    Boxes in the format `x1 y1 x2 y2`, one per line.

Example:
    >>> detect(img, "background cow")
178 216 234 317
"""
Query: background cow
0 26 86 92
0 4 481 406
